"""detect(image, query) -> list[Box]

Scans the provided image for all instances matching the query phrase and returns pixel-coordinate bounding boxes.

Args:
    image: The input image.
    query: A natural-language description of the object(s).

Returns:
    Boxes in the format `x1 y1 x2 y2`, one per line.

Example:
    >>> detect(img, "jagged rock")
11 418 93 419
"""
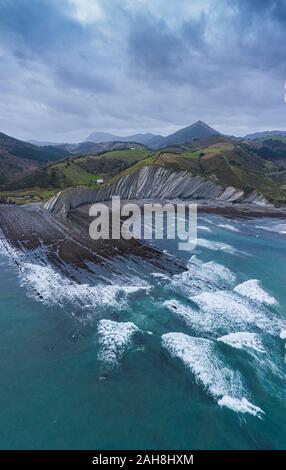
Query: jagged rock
44 165 272 219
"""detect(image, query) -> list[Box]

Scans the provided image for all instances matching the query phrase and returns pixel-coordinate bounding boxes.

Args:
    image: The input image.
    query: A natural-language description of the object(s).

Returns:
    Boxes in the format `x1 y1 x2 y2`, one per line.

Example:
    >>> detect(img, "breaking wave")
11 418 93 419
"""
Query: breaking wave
280 330 286 340
255 222 286 235
190 290 280 335
217 223 240 232
170 255 236 297
217 332 265 353
197 225 212 233
20 262 150 311
217 396 265 417
196 238 241 254
162 332 264 418
234 279 278 306
97 319 139 366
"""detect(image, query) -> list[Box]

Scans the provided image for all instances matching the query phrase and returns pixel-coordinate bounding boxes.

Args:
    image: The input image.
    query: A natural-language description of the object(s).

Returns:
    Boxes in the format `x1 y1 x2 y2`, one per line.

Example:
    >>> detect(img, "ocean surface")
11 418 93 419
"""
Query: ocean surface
0 213 286 450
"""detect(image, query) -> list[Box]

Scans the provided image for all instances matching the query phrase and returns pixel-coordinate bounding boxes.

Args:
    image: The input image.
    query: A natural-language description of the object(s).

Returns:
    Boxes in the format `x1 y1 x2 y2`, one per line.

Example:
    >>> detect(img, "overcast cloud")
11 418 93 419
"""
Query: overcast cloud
0 0 286 141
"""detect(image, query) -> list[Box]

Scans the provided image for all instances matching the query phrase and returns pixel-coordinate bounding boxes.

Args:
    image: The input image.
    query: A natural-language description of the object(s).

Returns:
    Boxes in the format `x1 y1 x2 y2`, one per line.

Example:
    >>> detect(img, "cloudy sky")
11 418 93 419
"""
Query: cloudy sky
0 0 286 142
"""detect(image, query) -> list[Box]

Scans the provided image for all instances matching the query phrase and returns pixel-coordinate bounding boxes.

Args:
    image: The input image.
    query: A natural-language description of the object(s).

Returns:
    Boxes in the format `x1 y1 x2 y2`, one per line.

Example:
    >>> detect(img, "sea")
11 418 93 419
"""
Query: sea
0 213 286 450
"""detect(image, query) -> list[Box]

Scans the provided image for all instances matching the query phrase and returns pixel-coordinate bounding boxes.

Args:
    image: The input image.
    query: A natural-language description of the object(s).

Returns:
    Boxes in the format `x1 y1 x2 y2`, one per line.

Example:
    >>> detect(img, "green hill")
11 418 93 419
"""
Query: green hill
0 131 70 188
108 136 286 204
2 136 286 205
1 148 151 203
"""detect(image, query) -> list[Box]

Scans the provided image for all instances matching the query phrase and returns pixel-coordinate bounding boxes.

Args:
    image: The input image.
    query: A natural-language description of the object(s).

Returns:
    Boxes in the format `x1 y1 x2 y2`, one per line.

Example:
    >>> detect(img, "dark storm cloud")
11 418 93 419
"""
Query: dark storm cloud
0 0 112 93
126 10 210 87
0 0 286 140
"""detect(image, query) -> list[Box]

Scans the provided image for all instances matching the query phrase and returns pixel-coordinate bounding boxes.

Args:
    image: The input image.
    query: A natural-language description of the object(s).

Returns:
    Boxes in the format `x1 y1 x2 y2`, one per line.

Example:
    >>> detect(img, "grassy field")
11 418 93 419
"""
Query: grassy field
85 148 151 162
0 148 152 203
54 161 105 187
181 143 234 159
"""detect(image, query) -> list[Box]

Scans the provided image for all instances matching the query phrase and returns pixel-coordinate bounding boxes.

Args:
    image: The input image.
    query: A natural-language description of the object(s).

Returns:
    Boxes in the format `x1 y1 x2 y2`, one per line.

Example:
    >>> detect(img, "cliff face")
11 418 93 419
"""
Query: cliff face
44 165 271 219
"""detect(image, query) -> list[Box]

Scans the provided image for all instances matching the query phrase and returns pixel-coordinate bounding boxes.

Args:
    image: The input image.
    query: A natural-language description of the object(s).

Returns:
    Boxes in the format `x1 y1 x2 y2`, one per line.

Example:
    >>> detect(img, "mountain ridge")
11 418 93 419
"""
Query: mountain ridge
0 131 70 188
85 121 220 149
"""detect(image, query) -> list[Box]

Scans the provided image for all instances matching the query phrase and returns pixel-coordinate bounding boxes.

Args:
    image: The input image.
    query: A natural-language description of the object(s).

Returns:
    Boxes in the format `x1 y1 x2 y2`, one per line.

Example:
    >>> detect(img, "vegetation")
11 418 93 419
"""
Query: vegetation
2 135 286 205
1 148 152 201
104 137 286 204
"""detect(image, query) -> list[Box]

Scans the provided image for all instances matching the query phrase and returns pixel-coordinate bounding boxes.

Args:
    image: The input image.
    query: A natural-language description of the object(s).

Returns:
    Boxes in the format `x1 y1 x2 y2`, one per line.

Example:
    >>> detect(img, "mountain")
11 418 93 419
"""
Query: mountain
85 131 163 146
0 131 70 188
57 141 147 155
244 130 286 140
29 140 64 147
85 121 220 149
153 121 220 149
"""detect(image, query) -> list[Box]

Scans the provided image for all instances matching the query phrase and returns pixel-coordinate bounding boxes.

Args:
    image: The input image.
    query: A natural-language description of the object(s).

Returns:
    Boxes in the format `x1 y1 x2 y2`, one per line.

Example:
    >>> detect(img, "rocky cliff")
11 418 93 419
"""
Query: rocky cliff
44 165 271 219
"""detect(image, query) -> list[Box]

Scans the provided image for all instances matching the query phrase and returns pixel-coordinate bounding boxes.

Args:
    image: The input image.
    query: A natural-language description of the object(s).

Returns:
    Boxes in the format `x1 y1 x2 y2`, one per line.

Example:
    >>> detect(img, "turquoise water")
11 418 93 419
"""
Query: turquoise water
0 214 286 450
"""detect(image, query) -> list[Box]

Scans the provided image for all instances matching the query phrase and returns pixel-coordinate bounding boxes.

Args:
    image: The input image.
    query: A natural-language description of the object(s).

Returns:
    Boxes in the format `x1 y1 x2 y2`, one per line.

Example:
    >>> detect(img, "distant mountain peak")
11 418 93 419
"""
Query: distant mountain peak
85 121 220 149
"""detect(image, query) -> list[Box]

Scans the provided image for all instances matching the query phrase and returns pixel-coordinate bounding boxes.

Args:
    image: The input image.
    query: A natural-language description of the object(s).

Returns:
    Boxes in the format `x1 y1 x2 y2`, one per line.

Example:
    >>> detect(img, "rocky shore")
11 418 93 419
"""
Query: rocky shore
44 166 284 221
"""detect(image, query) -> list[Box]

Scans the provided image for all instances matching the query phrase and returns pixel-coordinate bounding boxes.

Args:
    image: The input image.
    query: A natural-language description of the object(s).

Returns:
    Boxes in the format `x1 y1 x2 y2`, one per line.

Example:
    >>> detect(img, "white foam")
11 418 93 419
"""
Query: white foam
197 225 212 233
192 291 253 324
280 330 286 340
170 256 236 297
19 262 149 310
97 319 139 366
151 272 169 280
217 332 265 353
0 237 151 312
234 280 277 306
0 238 20 260
217 223 240 232
218 396 265 418
190 290 279 335
255 223 286 235
196 238 239 254
162 332 263 417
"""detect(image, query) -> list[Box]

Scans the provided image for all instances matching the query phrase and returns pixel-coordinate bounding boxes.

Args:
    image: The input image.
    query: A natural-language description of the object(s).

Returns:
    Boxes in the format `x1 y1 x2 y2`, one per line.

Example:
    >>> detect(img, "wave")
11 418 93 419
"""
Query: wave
162 332 263 417
255 223 286 235
197 225 212 233
20 262 150 311
217 223 240 232
151 272 169 280
190 290 280 335
1 236 151 313
280 330 286 340
217 396 264 418
217 332 265 353
164 296 252 335
170 255 236 297
234 279 278 306
196 238 241 255
97 319 139 367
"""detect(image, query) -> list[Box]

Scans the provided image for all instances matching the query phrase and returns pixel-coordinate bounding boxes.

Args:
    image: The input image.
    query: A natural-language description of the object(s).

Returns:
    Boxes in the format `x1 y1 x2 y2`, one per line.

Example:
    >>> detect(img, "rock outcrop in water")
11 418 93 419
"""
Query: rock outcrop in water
45 165 271 219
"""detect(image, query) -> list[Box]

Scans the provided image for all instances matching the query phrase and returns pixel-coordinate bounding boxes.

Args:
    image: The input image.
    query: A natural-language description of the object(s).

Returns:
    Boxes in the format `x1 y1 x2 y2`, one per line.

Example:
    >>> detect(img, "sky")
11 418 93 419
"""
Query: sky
0 0 286 142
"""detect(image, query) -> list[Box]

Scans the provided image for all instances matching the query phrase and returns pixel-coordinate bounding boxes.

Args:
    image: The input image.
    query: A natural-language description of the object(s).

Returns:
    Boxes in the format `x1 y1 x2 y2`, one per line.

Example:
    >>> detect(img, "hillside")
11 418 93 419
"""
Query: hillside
57 141 147 155
2 147 152 203
3 134 286 206
0 131 70 188
106 136 286 204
